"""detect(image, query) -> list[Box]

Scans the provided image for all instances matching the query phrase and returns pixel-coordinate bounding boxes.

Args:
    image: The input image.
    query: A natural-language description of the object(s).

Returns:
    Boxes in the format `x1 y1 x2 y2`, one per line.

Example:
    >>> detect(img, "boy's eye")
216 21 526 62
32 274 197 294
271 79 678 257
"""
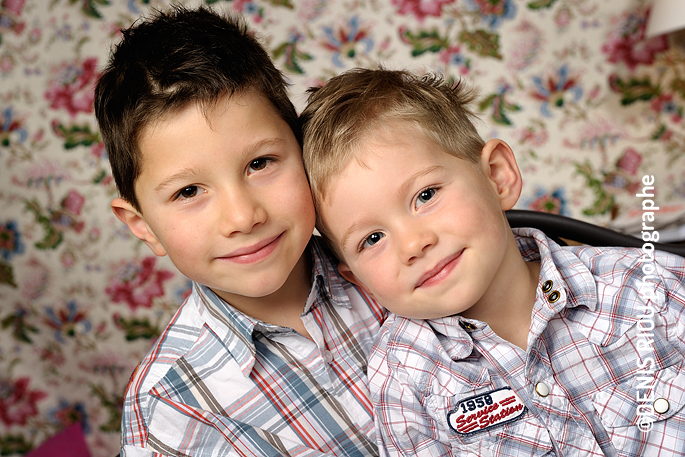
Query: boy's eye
360 232 385 251
248 157 272 173
416 188 436 208
176 185 199 200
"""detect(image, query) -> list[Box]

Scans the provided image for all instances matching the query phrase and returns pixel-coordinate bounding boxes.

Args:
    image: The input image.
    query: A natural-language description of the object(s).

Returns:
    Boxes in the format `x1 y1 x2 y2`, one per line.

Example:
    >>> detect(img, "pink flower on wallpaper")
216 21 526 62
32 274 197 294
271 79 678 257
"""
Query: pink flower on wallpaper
3 0 25 16
438 45 471 73
529 195 563 214
650 93 683 121
90 141 106 159
49 400 89 431
21 257 50 302
106 257 174 310
506 20 542 72
392 0 455 21
572 117 628 151
0 377 47 427
602 8 668 70
555 6 572 29
232 0 264 23
44 57 99 117
47 189 86 234
0 0 26 36
518 125 549 147
0 54 14 74
39 344 66 366
616 147 642 175
61 189 85 216
298 0 327 22
525 187 567 215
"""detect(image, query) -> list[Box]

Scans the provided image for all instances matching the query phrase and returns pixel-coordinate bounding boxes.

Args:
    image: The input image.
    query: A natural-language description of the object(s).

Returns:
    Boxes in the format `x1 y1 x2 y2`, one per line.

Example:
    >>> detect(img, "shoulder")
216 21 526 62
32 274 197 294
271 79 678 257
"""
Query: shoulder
121 287 208 447
125 288 207 397
370 315 444 377
560 245 685 344
570 245 685 302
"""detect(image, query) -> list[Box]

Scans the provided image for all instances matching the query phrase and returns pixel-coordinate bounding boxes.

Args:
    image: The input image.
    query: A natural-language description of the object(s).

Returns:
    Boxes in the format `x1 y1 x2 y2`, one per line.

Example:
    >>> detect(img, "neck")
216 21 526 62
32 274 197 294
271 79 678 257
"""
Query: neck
461 232 539 350
213 251 313 339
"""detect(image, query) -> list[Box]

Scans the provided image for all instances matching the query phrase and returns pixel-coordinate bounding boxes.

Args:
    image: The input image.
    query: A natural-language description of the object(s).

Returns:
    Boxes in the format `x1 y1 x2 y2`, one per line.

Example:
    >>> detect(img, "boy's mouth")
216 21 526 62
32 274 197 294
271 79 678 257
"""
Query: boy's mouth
415 249 464 289
221 233 283 264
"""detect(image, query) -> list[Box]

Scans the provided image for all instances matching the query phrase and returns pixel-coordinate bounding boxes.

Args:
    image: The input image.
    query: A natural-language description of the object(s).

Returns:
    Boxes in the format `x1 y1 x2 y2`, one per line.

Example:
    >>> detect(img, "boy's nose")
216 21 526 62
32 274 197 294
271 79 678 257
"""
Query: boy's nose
218 189 267 236
399 224 437 265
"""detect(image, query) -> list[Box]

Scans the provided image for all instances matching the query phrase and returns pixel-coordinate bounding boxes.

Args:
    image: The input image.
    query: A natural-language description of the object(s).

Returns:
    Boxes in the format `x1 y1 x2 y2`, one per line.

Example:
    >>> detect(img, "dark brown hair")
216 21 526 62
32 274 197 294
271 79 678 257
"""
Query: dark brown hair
94 5 298 211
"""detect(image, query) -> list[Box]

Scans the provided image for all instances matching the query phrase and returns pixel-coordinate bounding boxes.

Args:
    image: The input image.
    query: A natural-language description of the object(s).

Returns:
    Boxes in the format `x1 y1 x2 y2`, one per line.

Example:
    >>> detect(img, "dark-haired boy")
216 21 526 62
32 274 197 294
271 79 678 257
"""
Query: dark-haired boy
95 7 384 456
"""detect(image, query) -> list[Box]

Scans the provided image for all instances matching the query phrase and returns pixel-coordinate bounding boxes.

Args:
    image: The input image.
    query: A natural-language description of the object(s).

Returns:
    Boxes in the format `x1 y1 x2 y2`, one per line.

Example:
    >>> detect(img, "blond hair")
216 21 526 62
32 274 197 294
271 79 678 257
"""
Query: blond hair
300 67 485 248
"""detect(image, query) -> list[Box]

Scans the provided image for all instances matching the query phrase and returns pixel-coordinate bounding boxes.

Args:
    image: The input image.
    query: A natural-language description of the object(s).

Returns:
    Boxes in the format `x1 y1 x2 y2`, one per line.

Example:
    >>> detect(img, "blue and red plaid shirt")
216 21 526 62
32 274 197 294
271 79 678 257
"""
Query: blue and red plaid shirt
121 237 386 457
369 228 685 457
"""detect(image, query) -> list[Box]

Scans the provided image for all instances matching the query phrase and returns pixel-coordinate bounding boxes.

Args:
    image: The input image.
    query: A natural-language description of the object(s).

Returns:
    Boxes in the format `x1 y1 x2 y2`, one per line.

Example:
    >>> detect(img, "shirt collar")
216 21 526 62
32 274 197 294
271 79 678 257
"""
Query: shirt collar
428 316 476 359
429 228 598 354
308 237 353 311
195 236 350 377
514 227 598 313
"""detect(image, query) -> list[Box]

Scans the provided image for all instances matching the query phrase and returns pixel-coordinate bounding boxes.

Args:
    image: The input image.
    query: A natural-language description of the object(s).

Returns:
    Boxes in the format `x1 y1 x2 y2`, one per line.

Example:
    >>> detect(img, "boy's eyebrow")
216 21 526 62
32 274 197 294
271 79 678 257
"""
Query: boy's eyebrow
398 165 444 197
241 137 285 159
340 219 369 252
339 164 445 251
155 168 201 192
154 138 286 193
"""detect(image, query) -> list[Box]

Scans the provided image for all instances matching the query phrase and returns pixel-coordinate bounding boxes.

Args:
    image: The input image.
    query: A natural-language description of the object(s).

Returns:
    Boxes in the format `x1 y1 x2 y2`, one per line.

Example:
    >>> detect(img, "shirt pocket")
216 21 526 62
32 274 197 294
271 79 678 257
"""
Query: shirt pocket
430 387 555 457
449 409 555 457
591 363 685 457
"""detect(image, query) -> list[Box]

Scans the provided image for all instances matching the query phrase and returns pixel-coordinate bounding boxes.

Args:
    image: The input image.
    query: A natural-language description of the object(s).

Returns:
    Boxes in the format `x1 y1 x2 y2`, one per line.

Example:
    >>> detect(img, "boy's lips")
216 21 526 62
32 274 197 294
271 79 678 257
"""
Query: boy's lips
220 233 283 264
415 249 464 288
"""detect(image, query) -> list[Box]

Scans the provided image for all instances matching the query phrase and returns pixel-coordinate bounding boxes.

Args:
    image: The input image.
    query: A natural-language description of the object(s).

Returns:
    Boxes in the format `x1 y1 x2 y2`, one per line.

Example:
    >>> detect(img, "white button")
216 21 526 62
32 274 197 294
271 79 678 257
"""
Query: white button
323 350 333 364
653 398 670 414
535 382 550 397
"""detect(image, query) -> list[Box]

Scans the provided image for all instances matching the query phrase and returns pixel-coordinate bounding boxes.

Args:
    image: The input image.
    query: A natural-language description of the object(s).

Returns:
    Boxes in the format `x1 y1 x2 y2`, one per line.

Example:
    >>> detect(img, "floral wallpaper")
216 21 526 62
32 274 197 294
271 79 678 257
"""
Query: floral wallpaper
1 0 683 455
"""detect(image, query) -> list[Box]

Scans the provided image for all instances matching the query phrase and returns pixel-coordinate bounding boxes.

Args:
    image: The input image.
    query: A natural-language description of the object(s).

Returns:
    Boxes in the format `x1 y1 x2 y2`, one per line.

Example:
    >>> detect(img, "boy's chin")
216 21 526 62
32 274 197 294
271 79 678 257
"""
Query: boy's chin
210 279 288 300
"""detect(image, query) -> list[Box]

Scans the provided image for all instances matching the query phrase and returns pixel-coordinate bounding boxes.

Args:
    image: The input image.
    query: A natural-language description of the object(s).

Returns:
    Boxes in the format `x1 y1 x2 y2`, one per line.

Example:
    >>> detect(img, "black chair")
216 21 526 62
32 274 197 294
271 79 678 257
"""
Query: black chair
505 210 685 257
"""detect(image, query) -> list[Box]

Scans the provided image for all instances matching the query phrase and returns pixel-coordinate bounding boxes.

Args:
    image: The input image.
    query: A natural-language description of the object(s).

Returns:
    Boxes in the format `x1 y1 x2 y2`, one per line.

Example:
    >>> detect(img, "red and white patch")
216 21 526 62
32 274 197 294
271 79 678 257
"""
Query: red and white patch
447 387 527 435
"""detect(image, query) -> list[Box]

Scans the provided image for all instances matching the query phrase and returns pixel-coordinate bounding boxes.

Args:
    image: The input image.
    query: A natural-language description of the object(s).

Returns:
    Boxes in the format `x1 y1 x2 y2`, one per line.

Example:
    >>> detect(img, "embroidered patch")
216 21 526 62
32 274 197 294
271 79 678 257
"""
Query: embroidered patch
447 387 527 435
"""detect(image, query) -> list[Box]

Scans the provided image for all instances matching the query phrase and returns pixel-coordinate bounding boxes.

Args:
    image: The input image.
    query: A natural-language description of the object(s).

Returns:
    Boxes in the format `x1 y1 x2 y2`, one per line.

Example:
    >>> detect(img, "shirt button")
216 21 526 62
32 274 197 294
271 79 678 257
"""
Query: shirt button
323 350 333 364
653 398 670 414
535 382 550 397
459 321 477 331
541 280 553 293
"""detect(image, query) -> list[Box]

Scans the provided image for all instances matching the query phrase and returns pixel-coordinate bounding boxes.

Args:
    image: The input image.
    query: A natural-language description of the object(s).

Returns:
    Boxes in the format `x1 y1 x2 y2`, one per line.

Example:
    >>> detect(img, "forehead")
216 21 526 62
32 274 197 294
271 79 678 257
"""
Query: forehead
323 127 432 197
133 91 298 200
348 121 436 168
137 91 287 167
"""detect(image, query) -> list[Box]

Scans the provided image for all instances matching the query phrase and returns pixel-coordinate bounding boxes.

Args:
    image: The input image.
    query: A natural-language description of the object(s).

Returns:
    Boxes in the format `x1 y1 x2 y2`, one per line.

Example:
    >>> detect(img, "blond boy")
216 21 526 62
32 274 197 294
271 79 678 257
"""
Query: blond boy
301 68 685 456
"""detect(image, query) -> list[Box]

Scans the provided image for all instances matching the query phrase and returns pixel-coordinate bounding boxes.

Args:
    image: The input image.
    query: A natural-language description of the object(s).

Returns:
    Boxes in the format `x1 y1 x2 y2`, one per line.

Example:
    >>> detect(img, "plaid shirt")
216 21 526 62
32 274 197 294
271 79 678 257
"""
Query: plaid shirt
121 238 386 457
369 228 685 457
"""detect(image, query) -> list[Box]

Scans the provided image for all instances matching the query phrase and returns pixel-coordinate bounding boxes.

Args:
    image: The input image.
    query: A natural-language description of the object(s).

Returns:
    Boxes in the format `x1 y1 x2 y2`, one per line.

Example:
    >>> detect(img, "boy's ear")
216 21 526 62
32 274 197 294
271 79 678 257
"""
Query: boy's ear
111 198 167 257
337 262 375 297
479 139 522 211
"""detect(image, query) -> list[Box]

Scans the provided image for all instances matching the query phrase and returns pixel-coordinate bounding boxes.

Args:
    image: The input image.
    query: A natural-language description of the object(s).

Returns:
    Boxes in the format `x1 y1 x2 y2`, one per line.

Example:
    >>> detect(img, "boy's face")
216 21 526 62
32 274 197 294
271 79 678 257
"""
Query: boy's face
321 122 521 320
113 91 315 305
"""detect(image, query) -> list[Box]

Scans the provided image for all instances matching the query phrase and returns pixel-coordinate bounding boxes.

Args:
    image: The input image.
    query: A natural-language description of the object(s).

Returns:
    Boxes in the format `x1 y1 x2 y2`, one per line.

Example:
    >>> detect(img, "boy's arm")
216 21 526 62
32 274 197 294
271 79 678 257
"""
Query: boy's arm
369 325 454 457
